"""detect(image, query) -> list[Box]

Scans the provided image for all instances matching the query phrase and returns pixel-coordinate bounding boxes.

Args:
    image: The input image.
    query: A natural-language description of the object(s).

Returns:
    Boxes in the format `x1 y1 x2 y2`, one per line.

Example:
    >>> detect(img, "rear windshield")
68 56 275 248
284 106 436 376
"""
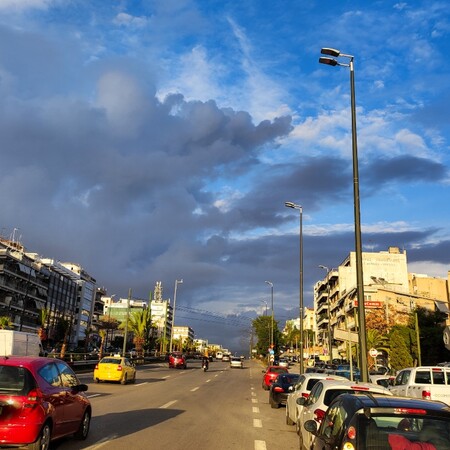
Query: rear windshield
0 365 35 395
272 368 288 374
359 415 450 449
324 389 386 406
101 358 121 364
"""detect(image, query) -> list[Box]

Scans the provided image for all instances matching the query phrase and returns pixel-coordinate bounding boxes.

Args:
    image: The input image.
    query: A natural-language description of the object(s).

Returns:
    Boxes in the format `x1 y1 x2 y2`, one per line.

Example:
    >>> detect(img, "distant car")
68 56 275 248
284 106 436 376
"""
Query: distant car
279 358 290 368
269 373 300 408
94 356 136 384
0 356 91 449
168 352 187 369
230 357 243 369
304 393 450 450
285 373 348 427
296 378 392 448
262 366 289 390
222 354 231 362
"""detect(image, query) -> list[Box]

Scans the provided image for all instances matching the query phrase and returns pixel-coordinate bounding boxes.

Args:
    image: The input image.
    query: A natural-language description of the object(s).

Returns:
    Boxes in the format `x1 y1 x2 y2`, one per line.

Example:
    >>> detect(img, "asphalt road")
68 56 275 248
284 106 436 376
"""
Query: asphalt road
53 358 300 450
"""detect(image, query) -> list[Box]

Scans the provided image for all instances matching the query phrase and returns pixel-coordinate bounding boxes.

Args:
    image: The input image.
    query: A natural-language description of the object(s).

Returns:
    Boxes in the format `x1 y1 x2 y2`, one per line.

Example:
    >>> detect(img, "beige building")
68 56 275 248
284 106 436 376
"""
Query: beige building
314 247 450 360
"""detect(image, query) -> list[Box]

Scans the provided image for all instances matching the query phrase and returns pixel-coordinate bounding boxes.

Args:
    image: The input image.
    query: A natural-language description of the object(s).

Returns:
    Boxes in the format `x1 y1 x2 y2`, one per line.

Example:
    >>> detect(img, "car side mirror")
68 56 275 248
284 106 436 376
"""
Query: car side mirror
74 384 88 392
296 397 306 406
304 419 318 435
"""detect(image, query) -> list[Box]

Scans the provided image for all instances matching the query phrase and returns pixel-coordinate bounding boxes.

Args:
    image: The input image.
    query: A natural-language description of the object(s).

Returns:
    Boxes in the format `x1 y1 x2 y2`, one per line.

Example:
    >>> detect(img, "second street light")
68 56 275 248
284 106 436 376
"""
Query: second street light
319 47 368 382
265 281 274 352
169 279 183 353
284 201 304 374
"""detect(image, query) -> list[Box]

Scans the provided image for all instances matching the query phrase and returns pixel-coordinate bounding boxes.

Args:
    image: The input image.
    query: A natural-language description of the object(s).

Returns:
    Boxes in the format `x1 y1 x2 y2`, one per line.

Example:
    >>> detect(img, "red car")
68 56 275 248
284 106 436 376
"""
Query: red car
169 352 187 369
262 365 289 390
0 356 91 450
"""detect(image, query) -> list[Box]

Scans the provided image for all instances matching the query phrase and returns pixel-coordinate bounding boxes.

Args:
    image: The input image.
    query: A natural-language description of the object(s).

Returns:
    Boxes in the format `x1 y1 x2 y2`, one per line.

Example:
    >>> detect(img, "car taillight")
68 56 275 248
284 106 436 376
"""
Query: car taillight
273 386 284 392
422 390 431 400
117 365 123 371
24 389 43 407
314 408 326 423
94 364 99 370
301 392 310 398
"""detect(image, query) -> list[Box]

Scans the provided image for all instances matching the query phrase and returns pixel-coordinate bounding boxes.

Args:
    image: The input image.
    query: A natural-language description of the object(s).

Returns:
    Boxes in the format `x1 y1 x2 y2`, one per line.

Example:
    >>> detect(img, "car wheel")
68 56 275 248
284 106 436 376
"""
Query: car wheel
286 405 294 425
95 378 100 383
121 374 128 385
270 398 279 409
74 410 91 440
28 422 51 450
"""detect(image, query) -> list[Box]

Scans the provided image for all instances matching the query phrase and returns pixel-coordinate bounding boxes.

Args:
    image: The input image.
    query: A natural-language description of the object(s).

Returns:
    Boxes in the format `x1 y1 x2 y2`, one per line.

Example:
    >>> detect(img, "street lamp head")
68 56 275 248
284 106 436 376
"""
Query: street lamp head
319 56 338 66
321 47 341 57
265 280 273 287
177 279 183 284
285 201 295 208
318 265 329 271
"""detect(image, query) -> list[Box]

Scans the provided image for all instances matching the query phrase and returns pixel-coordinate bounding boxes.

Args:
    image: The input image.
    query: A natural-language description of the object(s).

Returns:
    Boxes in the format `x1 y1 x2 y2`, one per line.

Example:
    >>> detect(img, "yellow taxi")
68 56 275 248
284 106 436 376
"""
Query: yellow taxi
93 355 136 384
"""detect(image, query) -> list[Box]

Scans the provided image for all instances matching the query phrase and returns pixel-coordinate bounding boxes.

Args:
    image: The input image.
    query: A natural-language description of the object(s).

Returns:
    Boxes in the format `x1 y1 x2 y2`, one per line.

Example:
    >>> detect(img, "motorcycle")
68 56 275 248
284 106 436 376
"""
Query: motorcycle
201 359 209 372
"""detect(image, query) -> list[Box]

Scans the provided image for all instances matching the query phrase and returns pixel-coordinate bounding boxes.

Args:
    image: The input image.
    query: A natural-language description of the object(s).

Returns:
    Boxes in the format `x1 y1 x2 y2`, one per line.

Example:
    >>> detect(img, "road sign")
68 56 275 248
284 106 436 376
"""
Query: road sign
369 348 378 358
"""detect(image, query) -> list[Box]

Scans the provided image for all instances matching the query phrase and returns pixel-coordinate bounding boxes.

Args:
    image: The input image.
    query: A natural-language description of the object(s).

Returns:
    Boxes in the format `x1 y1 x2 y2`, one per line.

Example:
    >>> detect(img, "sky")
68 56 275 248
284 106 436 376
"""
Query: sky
0 0 449 354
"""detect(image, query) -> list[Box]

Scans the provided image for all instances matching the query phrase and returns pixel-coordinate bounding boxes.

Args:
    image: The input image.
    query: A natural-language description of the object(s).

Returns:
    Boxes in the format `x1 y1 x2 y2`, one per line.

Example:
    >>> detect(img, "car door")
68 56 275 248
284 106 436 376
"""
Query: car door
300 382 323 448
55 361 87 434
389 369 410 396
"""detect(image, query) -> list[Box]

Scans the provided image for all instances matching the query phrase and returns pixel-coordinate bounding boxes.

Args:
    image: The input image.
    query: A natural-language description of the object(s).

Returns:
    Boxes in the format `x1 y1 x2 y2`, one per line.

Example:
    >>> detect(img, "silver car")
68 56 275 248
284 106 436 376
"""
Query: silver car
230 357 243 369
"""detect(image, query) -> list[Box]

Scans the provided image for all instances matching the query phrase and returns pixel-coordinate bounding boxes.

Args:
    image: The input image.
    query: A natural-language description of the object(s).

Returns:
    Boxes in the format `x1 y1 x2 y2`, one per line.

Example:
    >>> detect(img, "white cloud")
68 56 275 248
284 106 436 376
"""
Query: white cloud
0 0 53 11
113 12 148 28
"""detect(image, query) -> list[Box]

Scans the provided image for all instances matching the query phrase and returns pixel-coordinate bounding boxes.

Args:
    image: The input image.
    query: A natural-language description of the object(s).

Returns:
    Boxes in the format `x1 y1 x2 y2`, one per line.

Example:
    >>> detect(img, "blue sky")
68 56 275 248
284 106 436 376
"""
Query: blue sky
0 0 449 352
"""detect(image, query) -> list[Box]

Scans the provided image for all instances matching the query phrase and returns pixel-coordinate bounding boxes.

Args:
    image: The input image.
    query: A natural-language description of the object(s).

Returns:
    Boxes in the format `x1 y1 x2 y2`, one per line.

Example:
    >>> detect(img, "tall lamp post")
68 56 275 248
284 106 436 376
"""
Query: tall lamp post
260 300 268 316
319 265 334 364
284 201 304 374
264 281 274 351
319 48 368 382
169 279 183 353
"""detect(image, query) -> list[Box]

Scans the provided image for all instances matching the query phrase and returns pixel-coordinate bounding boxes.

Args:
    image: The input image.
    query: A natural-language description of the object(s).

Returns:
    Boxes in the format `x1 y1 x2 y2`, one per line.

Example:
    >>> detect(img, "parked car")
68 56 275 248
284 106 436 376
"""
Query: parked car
296 378 392 448
0 356 91 450
285 373 347 427
370 374 391 387
269 373 300 408
261 365 289 390
388 366 450 406
168 352 187 369
279 358 290 368
230 357 243 369
94 355 136 384
304 393 450 450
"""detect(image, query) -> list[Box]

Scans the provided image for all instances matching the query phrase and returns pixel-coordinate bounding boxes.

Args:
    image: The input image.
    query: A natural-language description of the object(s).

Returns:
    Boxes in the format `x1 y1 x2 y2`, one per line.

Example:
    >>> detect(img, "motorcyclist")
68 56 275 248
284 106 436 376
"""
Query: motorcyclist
202 349 209 370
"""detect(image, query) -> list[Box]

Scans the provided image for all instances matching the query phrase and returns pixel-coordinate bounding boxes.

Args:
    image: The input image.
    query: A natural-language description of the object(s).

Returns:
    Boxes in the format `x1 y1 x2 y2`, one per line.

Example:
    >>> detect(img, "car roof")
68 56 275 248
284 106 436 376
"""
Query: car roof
335 393 450 416
300 373 348 381
0 356 60 368
313 378 392 394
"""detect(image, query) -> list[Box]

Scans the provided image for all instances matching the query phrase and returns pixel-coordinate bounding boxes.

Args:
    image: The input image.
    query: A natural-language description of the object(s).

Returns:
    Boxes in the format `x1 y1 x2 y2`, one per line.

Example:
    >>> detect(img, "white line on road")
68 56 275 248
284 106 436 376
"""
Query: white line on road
251 392 256 396
191 387 200 392
134 382 148 386
255 440 267 450
252 398 258 403
160 400 177 409
87 394 102 398
253 418 263 428
81 434 120 449
206 379 211 383
252 406 260 414
162 375 170 379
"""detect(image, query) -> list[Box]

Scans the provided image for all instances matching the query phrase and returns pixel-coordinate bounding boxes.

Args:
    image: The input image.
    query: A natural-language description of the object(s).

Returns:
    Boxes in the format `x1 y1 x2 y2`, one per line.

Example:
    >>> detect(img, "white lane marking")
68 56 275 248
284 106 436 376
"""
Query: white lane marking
80 434 120 449
134 382 148 386
87 394 102 398
214 374 219 377
255 440 267 450
191 387 200 392
162 376 170 379
160 400 177 409
252 407 260 414
251 392 256 396
252 398 258 403
253 418 263 428
206 379 211 383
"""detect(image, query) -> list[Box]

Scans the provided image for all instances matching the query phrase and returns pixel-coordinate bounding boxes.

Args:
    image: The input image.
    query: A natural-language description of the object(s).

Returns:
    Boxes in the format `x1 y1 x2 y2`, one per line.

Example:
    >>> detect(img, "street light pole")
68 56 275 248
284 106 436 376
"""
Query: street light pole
265 281 274 350
319 265 334 364
260 300 268 316
169 279 183 353
319 48 368 382
285 201 304 374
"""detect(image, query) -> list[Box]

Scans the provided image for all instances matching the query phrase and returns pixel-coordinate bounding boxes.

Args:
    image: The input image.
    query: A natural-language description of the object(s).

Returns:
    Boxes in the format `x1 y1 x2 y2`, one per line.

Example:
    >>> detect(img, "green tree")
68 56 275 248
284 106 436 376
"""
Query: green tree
252 316 280 356
389 330 413 371
37 308 49 343
0 316 13 329
119 309 152 356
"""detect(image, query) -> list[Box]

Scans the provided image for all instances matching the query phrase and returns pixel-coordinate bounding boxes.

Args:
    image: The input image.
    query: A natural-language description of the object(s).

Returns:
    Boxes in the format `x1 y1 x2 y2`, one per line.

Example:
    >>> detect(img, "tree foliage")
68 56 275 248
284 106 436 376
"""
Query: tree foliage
389 329 413 371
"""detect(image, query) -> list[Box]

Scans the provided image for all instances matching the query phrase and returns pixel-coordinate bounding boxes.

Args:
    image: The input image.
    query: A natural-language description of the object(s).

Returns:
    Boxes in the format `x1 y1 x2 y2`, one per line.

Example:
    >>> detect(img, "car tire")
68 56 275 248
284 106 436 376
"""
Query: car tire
121 374 128 385
270 398 279 409
28 422 51 450
74 410 91 440
286 406 294 425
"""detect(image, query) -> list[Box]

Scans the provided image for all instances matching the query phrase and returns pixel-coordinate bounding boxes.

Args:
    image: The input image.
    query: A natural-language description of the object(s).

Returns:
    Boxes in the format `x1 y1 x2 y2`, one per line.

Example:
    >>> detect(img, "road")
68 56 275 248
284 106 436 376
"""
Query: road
53 358 299 450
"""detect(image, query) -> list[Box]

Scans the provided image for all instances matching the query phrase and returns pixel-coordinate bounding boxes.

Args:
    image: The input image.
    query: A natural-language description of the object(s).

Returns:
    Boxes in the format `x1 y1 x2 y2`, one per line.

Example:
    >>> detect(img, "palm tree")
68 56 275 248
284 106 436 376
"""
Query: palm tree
0 316 13 329
37 308 49 343
120 309 152 356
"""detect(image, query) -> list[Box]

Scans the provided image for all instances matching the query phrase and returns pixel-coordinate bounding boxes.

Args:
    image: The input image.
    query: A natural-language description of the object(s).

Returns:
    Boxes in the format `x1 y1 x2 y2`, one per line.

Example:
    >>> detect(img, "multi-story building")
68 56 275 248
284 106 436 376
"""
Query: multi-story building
172 326 194 347
314 247 450 359
150 299 172 351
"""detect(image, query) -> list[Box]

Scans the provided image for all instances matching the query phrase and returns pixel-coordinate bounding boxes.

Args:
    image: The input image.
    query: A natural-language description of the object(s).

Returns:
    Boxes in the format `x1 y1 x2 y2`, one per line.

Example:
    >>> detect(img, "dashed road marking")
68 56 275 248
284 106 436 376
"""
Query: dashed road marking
191 387 200 392
253 418 262 428
160 400 177 409
252 406 260 413
252 398 258 403
255 440 267 450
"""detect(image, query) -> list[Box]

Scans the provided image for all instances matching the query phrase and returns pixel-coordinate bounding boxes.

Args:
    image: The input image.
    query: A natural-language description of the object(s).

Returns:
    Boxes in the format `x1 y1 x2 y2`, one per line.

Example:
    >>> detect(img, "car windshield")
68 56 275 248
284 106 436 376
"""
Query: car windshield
101 358 121 364
0 365 35 395
359 415 450 449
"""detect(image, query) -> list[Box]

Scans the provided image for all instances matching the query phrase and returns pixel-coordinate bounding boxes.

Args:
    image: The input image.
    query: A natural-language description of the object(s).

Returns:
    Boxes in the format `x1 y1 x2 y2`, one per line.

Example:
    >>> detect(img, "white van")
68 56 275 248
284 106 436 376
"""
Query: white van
0 330 43 356
216 351 223 360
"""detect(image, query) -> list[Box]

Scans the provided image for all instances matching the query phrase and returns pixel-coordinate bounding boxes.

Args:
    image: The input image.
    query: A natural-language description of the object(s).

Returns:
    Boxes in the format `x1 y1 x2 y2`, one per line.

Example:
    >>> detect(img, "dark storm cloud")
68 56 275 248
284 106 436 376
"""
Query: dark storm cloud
364 155 447 185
